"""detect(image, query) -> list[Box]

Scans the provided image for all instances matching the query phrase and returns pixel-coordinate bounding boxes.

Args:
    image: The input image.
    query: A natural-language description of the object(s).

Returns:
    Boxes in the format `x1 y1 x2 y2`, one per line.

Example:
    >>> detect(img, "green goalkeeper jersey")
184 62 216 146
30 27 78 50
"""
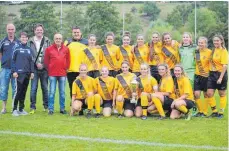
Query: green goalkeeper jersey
179 44 196 87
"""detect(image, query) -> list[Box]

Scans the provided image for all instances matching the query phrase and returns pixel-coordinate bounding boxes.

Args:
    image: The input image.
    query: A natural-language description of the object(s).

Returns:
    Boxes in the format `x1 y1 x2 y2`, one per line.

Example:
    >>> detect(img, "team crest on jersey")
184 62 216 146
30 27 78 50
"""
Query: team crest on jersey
4 42 10 46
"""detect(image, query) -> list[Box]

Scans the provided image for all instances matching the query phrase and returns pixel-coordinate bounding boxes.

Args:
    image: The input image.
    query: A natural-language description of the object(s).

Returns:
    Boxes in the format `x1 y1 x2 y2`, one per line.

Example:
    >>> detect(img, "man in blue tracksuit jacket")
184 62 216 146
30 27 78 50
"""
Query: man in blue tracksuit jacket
11 32 34 116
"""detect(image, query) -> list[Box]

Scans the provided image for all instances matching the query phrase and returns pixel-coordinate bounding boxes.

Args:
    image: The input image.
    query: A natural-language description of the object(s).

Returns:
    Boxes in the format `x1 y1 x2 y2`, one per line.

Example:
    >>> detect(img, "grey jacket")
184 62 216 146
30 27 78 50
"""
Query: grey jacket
28 36 50 67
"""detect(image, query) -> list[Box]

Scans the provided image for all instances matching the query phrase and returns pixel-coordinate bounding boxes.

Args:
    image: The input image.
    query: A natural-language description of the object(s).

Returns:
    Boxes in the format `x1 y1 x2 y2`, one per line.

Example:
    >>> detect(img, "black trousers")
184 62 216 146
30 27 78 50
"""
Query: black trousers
150 65 161 83
13 73 30 111
67 72 80 99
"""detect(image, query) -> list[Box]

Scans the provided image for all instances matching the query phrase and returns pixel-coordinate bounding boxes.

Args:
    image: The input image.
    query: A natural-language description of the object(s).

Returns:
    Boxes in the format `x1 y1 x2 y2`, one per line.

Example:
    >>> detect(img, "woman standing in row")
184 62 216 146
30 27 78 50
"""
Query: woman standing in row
207 34 228 118
132 34 150 77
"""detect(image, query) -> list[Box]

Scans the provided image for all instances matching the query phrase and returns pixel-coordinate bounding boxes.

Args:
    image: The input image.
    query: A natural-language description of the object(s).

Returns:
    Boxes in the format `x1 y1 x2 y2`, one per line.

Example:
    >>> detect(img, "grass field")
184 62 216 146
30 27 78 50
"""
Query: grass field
0 82 228 151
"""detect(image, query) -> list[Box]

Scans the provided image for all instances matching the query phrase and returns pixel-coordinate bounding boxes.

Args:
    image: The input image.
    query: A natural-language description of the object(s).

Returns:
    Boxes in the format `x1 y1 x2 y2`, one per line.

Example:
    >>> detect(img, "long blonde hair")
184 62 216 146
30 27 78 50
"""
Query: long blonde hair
174 64 187 77
157 63 171 77
213 34 226 49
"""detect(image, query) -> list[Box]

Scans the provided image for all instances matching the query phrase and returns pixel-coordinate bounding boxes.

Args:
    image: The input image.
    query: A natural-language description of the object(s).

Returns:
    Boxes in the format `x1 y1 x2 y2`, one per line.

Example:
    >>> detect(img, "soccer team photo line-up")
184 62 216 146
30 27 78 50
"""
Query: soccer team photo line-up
0 23 228 120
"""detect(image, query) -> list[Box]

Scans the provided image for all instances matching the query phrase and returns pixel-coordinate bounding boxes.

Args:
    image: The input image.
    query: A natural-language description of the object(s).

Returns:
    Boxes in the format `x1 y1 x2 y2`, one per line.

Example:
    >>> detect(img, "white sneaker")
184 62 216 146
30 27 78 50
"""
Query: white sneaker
18 110 28 115
113 109 118 114
12 110 19 116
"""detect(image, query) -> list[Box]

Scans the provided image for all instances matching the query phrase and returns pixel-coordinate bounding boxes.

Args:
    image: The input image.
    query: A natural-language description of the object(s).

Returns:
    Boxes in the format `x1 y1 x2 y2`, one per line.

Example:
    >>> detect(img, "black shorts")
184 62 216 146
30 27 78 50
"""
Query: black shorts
87 70 100 78
133 72 140 77
76 99 87 109
102 100 112 108
207 71 228 90
124 98 135 112
109 70 118 77
136 98 141 107
150 65 161 83
184 99 195 109
194 74 208 92
163 96 173 110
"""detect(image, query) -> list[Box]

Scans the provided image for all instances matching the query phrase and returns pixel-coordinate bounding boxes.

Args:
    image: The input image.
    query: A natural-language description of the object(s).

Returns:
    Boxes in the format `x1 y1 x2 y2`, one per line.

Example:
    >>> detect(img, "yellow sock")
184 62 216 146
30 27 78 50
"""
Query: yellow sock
178 105 188 114
203 98 209 115
195 98 203 113
141 95 148 116
208 97 217 113
152 97 165 117
116 101 124 114
94 94 101 114
219 96 227 114
87 96 94 110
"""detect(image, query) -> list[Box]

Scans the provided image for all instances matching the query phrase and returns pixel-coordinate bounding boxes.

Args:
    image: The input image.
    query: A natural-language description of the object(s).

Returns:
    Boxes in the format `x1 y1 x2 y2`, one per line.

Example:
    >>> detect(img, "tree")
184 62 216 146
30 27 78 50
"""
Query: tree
206 1 228 48
14 2 59 39
62 5 88 39
86 2 122 45
146 19 182 42
141 2 160 21
167 4 193 29
0 6 7 39
187 8 218 47
124 13 143 45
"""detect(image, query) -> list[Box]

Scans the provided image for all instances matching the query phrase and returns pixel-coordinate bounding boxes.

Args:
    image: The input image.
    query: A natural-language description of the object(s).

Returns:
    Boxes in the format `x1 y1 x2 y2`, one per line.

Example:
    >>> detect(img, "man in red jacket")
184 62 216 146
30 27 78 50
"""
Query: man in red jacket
44 33 70 115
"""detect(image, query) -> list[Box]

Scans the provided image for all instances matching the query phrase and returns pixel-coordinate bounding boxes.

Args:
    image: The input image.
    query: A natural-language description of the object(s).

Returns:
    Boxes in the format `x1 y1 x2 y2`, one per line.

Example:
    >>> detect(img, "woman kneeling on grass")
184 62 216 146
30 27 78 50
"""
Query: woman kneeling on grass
70 64 97 118
136 63 158 120
94 66 115 117
170 64 195 120
149 64 175 120
113 61 136 118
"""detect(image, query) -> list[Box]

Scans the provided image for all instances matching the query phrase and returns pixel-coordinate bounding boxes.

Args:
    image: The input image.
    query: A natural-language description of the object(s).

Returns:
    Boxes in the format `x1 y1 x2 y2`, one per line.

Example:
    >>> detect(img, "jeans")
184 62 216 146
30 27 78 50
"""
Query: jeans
0 68 16 102
48 76 66 111
30 69 48 109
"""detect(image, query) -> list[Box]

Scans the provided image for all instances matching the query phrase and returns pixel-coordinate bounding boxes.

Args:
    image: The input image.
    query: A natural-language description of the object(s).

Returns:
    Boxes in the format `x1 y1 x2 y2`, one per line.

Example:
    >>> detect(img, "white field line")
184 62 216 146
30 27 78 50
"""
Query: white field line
0 130 228 150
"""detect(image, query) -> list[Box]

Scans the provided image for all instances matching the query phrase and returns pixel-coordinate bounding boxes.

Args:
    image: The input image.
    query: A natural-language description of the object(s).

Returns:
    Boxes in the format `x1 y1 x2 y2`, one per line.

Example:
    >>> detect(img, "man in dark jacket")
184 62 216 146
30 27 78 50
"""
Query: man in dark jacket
28 24 50 114
0 23 19 114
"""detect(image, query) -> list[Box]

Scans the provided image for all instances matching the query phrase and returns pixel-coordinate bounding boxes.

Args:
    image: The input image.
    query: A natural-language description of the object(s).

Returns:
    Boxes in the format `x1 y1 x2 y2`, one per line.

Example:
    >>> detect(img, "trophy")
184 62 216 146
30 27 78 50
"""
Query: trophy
130 77 139 104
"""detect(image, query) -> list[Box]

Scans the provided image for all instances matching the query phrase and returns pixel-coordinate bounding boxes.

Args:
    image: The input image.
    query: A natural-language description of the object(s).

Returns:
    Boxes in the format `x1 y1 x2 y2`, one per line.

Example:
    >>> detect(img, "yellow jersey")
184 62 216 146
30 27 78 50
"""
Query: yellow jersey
159 76 176 99
195 48 212 77
175 76 194 101
137 76 158 94
148 42 164 66
101 44 121 71
82 47 103 71
95 76 115 100
114 72 136 98
210 47 228 72
162 41 180 69
119 45 134 70
132 44 149 72
64 39 87 72
72 76 95 99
